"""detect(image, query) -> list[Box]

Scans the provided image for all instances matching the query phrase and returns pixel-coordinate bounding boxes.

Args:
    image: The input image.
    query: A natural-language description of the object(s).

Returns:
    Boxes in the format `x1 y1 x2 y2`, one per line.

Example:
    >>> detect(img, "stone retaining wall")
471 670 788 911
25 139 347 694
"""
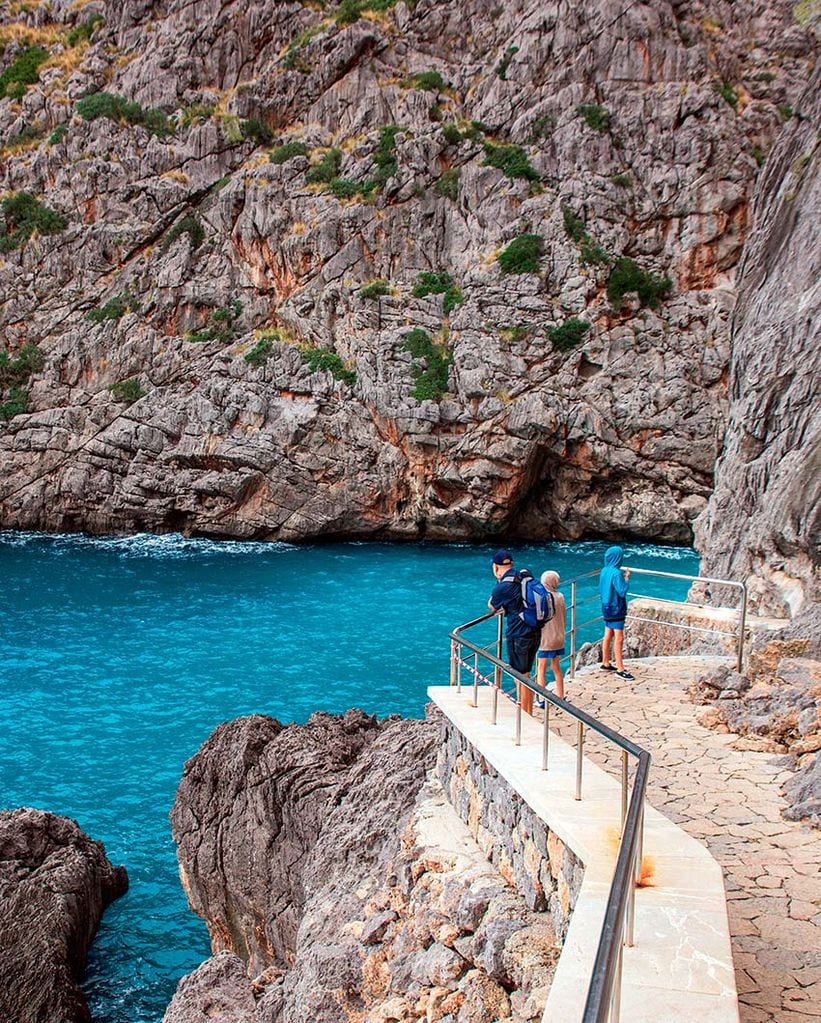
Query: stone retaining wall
436 719 584 944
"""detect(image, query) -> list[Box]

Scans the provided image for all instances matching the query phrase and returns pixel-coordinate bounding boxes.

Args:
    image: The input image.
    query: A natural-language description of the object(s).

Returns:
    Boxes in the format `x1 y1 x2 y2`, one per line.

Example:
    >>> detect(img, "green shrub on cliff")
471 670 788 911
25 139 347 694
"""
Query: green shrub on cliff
577 104 610 132
412 271 463 314
67 14 104 46
434 167 460 200
109 378 145 403
496 45 518 80
270 141 309 164
76 92 173 137
300 346 356 385
0 386 28 421
606 257 671 309
186 300 243 343
403 328 452 401
483 142 539 182
306 148 342 184
244 337 274 366
548 318 591 351
360 278 391 299
0 342 45 386
162 213 205 252
405 70 448 92
497 234 543 274
334 0 397 26
240 118 273 145
0 192 67 252
0 46 48 100
87 293 139 323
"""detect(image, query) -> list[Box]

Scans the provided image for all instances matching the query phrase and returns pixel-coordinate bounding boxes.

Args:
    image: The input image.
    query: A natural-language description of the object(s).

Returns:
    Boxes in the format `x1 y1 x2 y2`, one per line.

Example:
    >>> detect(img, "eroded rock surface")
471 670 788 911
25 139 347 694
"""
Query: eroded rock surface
695 64 820 617
0 807 128 1023
168 709 560 1021
0 1 815 543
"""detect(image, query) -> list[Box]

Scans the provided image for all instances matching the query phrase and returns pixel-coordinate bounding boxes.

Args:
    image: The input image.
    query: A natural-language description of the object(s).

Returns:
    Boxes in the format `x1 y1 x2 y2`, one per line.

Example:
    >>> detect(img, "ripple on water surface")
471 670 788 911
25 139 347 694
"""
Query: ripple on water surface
0 531 699 1022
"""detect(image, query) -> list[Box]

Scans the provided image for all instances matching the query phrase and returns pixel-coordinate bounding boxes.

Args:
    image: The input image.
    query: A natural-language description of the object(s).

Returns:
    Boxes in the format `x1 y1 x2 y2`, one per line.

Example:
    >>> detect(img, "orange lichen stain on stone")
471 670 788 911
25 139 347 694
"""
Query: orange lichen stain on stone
82 197 96 224
605 826 656 886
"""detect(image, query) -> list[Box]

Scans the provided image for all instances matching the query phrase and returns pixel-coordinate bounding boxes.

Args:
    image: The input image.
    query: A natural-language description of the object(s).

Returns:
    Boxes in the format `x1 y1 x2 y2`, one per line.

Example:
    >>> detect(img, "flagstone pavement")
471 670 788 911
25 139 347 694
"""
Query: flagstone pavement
542 655 820 1023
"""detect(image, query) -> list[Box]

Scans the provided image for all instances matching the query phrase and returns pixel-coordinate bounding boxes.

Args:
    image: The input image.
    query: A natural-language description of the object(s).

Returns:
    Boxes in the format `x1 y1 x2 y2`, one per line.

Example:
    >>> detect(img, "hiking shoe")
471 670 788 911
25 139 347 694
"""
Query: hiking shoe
600 663 617 671
535 697 545 709
616 669 635 681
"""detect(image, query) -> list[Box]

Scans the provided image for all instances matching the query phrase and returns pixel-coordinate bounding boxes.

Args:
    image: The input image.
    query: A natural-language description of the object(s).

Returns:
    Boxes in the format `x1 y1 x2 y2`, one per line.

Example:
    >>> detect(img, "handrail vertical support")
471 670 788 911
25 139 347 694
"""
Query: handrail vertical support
575 720 584 800
515 696 522 746
626 799 645 948
450 639 457 687
737 583 747 672
621 750 628 832
542 702 550 771
570 580 578 681
472 651 479 707
609 936 624 1023
492 686 498 725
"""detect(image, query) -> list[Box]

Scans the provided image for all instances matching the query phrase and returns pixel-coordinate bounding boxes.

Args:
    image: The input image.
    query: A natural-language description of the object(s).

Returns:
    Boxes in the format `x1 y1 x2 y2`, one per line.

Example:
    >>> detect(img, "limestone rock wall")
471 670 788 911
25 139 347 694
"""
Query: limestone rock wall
436 715 584 942
0 808 128 1023
694 65 821 616
168 708 569 1022
0 1 815 542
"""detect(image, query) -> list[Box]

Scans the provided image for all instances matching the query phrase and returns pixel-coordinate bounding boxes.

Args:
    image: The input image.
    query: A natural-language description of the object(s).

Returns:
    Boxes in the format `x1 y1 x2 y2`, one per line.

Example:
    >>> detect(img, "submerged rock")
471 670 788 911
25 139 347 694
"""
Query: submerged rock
0 808 128 1023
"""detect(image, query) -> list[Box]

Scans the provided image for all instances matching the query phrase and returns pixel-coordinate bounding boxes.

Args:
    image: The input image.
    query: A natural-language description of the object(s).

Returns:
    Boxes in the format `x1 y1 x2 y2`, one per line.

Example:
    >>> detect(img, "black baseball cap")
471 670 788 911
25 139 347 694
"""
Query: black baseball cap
492 549 513 565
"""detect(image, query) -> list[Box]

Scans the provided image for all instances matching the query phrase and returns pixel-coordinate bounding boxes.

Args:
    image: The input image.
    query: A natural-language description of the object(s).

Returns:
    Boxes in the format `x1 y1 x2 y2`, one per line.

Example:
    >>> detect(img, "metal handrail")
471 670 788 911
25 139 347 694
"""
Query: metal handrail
449 611 650 1023
559 565 748 673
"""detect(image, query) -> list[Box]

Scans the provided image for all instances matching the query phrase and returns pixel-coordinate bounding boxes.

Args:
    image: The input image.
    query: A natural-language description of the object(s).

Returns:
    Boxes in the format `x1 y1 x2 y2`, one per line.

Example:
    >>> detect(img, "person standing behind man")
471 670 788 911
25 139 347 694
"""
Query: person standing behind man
599 545 635 680
536 571 566 700
488 550 542 711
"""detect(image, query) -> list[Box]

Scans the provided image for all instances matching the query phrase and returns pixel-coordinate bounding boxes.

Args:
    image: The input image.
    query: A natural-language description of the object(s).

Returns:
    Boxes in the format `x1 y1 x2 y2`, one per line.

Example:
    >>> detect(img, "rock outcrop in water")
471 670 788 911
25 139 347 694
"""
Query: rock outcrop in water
168 709 561 1022
0 1 815 544
0 808 128 1023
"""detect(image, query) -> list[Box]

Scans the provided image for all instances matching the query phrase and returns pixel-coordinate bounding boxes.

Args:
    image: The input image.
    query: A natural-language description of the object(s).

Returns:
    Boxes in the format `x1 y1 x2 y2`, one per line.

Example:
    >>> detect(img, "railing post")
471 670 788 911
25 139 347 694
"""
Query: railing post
609 934 624 1022
621 750 628 832
495 613 504 689
492 686 498 725
515 690 522 746
626 799 644 948
737 583 747 672
472 651 479 707
542 702 550 770
450 639 457 687
575 720 584 800
570 581 578 681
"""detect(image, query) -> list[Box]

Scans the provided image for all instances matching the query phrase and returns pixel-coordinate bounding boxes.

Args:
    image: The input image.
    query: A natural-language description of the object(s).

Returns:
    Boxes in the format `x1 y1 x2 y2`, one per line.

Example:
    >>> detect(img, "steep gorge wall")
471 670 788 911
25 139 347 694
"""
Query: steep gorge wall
695 65 820 617
0 0 815 543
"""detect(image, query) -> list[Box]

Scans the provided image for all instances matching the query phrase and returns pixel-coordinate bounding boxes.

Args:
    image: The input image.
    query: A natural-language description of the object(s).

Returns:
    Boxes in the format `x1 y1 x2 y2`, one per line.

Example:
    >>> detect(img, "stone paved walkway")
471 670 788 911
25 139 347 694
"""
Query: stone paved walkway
542 655 821 1023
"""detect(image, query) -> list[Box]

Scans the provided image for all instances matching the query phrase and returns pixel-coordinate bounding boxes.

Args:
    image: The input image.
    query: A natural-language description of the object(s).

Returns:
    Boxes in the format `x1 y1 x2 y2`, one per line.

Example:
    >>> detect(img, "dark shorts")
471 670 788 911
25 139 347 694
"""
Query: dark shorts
507 632 541 675
604 620 625 631
538 647 566 659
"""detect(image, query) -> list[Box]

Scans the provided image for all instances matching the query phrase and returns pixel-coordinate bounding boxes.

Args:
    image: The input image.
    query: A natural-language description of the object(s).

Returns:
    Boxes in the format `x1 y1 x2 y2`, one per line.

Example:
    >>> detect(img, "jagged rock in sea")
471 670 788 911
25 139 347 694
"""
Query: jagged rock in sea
0 1 815 543
168 709 560 1021
0 808 128 1023
694 64 821 619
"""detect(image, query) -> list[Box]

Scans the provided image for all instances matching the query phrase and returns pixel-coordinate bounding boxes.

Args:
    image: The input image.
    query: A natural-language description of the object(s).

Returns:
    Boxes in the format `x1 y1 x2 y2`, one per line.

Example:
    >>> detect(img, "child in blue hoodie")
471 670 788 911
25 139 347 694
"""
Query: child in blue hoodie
599 546 634 680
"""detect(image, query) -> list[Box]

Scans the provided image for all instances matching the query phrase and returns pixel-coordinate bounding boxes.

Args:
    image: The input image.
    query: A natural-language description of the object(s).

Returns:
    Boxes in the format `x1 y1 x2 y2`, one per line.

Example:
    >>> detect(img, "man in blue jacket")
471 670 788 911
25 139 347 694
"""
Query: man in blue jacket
599 545 634 680
488 549 541 677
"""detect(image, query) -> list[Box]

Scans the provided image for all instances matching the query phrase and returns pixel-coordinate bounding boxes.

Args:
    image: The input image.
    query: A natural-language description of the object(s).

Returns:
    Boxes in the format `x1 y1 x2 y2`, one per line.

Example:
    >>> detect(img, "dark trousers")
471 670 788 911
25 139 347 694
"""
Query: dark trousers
507 632 541 675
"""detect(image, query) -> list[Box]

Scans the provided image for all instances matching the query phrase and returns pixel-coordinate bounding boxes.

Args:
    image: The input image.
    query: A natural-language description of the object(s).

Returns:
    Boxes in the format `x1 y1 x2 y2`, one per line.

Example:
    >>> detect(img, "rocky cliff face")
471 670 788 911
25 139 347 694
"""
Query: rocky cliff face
168 709 563 1022
0 0 814 543
694 65 820 617
0 808 128 1023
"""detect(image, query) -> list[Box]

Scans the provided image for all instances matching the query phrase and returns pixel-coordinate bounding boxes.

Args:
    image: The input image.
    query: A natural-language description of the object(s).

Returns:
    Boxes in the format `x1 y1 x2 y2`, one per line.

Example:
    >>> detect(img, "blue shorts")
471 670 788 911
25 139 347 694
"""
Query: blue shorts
538 648 565 659
604 620 625 631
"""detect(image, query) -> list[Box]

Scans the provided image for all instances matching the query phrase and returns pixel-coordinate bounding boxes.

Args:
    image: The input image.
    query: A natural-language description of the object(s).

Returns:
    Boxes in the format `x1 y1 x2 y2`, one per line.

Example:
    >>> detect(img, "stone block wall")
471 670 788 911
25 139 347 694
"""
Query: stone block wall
436 719 584 944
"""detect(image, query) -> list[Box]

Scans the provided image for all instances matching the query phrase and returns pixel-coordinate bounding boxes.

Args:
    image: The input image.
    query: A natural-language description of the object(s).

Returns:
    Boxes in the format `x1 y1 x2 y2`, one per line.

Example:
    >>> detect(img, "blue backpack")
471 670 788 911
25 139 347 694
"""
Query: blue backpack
517 569 555 630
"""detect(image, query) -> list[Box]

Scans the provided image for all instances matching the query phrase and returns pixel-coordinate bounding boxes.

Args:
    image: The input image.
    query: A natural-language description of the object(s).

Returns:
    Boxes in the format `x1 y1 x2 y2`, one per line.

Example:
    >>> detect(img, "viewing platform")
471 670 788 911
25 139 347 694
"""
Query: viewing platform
429 675 740 1023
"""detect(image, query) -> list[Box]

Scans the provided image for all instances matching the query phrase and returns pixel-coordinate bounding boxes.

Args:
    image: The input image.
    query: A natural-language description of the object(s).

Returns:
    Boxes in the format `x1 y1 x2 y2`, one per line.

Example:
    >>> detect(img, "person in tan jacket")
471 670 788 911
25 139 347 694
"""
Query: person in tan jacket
536 571 566 700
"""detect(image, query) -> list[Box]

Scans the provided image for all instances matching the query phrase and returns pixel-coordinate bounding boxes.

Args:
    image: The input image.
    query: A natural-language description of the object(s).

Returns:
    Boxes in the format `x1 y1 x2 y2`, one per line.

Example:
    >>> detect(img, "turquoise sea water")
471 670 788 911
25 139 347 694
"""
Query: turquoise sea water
0 532 698 1021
